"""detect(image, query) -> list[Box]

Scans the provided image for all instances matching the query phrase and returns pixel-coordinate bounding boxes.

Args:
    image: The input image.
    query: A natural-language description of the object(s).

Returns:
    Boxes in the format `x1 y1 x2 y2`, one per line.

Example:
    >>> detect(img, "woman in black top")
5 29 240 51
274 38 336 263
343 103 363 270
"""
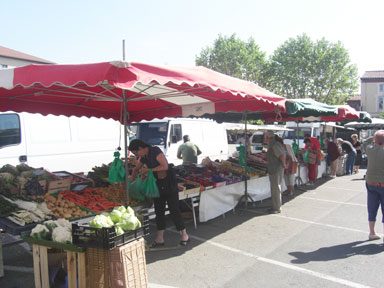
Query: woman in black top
351 134 362 173
128 139 189 247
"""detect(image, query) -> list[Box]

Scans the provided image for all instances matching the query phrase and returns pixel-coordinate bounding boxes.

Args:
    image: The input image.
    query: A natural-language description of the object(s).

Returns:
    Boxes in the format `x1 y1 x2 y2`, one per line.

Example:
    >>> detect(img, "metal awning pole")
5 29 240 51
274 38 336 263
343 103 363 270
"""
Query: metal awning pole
123 89 130 204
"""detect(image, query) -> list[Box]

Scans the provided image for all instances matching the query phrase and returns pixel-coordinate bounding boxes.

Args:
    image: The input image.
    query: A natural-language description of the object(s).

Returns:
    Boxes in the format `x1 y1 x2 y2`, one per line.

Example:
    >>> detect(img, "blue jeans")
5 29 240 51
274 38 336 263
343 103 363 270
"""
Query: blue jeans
345 152 356 175
366 183 384 222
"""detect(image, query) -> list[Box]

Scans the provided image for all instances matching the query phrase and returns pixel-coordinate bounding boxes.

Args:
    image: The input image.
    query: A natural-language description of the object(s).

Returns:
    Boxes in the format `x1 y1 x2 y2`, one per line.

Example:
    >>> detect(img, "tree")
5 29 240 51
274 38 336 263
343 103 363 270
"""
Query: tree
195 34 267 86
265 34 358 104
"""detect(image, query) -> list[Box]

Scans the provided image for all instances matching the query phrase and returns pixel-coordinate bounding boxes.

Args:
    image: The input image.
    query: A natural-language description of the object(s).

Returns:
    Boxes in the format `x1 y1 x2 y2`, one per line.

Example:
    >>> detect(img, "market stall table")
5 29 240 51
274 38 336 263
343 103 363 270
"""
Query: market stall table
199 160 326 222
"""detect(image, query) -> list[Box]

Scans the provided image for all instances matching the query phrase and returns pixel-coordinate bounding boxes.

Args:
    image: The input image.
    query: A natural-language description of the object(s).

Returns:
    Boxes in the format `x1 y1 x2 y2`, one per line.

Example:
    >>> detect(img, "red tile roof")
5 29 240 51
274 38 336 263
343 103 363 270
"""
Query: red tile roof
0 45 54 64
361 70 384 79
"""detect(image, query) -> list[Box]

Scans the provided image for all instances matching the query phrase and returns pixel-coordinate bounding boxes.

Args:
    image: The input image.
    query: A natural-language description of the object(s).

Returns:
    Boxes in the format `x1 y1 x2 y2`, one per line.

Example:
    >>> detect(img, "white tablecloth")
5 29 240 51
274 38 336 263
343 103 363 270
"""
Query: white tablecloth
199 160 326 222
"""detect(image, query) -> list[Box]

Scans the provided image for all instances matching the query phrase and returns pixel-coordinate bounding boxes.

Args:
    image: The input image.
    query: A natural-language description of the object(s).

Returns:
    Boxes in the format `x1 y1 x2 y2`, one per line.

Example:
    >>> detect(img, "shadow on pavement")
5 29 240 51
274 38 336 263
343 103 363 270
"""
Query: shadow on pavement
289 240 383 264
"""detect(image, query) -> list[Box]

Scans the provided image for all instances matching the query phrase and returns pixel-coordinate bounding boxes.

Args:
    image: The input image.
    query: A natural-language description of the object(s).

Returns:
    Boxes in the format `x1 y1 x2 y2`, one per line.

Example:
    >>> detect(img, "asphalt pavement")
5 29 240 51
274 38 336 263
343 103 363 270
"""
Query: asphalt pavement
1 169 383 288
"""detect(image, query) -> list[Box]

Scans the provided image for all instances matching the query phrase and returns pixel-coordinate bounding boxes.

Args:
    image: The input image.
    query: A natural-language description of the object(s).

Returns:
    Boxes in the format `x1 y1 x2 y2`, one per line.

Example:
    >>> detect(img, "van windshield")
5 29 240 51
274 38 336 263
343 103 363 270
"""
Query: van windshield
128 122 168 146
0 114 21 148
283 128 312 140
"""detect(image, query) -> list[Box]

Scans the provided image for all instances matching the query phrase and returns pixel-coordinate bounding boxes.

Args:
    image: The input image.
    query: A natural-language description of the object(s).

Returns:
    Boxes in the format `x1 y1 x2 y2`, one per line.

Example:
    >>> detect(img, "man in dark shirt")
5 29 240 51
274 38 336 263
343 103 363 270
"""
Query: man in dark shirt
337 138 356 175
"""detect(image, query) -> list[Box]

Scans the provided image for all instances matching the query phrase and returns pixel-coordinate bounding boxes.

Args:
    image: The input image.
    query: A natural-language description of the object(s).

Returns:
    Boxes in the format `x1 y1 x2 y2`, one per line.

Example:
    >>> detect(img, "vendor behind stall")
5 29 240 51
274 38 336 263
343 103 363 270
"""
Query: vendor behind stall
177 135 202 165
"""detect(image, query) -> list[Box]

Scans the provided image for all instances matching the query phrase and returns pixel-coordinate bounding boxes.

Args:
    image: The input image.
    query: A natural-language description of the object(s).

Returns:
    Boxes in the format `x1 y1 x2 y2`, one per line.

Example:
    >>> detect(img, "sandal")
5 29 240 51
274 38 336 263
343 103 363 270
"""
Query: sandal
179 238 190 246
151 241 165 248
368 234 380 241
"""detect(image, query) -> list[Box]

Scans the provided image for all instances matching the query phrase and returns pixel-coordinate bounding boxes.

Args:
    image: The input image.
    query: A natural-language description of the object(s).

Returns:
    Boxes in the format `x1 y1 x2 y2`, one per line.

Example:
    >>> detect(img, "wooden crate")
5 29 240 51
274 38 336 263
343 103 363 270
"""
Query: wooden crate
86 238 148 288
47 178 72 193
32 244 86 288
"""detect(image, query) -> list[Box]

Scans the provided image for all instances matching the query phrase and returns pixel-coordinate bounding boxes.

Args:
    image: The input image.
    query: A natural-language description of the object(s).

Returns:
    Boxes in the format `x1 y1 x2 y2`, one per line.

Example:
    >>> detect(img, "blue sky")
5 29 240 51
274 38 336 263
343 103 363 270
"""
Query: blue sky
1 0 383 76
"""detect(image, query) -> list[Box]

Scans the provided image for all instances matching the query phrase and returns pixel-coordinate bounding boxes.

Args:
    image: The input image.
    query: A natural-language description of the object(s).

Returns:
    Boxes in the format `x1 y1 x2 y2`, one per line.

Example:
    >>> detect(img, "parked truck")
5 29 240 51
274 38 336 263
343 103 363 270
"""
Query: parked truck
0 112 124 172
128 118 229 165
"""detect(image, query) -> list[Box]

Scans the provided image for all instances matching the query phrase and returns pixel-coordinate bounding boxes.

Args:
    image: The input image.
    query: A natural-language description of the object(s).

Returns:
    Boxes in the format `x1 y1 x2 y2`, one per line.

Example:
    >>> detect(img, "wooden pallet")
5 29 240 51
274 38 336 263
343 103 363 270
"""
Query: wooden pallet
32 244 86 288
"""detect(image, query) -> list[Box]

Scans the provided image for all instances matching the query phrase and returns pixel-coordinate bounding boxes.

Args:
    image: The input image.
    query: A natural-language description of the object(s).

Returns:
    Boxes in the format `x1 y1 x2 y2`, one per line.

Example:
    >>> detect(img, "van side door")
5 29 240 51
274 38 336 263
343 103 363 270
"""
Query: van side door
0 113 27 166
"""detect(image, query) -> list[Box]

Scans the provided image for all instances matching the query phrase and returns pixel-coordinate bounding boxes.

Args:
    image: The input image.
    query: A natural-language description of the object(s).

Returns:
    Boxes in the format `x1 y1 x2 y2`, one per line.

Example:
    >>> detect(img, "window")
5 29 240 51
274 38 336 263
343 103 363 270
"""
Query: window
378 96 384 112
0 114 21 147
379 84 384 93
170 124 182 143
128 122 168 146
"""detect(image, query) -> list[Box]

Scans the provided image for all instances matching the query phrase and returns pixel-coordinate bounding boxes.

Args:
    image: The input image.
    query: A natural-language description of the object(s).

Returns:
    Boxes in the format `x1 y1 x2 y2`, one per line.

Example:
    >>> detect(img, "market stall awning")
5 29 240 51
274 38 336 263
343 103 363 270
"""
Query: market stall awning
261 102 361 123
285 98 338 117
0 61 286 122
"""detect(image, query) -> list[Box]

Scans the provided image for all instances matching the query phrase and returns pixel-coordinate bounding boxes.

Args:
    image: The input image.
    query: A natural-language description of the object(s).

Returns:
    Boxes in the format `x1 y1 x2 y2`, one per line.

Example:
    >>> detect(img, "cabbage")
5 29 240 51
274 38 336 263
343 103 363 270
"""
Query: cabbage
115 225 125 236
116 206 126 214
119 215 141 231
89 214 114 228
126 206 135 216
30 224 50 240
109 209 123 224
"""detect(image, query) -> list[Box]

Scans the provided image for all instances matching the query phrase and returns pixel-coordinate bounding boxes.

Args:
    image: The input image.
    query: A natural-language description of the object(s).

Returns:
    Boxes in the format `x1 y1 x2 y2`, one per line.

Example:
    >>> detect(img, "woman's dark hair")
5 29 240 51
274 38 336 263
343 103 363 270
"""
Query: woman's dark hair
128 139 149 151
304 138 311 144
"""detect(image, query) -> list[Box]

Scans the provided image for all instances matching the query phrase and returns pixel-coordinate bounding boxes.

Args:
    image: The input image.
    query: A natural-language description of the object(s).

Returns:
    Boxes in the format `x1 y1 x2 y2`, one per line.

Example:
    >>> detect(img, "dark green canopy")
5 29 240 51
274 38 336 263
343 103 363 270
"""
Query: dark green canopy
285 98 338 117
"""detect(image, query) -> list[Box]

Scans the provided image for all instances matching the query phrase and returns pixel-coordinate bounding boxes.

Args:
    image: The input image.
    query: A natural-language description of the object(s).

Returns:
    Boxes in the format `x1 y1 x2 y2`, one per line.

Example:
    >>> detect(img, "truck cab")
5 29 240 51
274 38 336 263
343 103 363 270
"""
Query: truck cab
128 118 229 165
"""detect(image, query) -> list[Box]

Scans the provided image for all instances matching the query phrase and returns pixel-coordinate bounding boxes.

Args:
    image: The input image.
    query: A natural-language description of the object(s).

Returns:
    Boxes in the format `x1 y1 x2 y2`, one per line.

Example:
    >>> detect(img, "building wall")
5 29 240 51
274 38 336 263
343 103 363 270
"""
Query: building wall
0 56 41 69
361 81 384 116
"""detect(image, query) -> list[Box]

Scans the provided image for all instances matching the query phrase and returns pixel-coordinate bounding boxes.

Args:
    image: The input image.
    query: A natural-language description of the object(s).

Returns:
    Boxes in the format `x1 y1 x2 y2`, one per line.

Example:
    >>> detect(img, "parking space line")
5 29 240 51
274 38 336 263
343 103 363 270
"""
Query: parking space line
320 186 364 192
298 196 366 207
180 232 373 288
243 209 381 236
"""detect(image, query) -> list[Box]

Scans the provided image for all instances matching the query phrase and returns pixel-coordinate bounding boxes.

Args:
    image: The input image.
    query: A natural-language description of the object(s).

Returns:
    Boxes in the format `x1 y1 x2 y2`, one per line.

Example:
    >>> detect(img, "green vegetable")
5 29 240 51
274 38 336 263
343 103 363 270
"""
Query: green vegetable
89 214 114 228
30 224 50 240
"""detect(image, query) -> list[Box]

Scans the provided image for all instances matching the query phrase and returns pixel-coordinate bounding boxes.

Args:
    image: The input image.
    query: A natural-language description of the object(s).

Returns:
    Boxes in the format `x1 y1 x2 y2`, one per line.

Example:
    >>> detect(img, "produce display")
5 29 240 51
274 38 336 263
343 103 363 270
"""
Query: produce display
44 193 91 219
60 189 122 213
30 218 72 243
0 195 19 216
89 206 141 236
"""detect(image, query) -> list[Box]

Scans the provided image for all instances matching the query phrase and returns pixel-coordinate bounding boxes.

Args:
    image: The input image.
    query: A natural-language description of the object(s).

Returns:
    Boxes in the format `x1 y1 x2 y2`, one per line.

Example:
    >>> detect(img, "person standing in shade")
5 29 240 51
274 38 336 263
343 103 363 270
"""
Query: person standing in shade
303 137 320 185
365 130 384 241
128 139 189 247
337 138 356 175
177 135 202 165
351 134 362 173
326 138 341 178
283 142 298 196
266 132 287 213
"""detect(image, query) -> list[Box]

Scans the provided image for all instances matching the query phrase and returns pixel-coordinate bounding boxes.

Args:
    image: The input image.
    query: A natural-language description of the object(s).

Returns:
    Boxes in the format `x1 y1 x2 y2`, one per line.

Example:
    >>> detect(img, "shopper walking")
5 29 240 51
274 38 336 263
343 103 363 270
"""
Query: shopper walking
177 135 202 165
266 132 286 213
326 138 340 178
337 138 356 175
351 134 362 173
128 139 189 247
365 130 384 241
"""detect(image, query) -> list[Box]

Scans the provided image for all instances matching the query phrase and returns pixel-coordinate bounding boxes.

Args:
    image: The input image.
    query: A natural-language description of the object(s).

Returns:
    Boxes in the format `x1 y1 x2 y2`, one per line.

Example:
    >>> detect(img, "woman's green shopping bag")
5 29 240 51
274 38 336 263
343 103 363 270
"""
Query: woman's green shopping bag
142 169 160 198
128 176 146 201
108 151 125 183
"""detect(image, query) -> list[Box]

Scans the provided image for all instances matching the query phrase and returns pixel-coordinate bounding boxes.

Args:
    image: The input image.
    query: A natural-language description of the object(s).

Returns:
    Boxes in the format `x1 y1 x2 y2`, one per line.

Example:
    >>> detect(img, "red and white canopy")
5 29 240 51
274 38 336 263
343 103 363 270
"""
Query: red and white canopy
0 61 286 122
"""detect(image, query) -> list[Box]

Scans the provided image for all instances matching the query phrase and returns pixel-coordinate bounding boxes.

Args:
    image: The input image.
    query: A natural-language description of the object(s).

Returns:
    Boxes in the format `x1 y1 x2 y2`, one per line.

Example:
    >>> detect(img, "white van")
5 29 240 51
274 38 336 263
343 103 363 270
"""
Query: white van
0 112 124 172
128 118 229 165
283 122 322 148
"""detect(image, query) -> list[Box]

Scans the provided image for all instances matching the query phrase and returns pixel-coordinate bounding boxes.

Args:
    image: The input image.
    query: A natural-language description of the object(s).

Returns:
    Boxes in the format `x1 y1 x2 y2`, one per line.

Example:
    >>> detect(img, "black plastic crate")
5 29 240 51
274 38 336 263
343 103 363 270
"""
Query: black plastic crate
71 214 149 250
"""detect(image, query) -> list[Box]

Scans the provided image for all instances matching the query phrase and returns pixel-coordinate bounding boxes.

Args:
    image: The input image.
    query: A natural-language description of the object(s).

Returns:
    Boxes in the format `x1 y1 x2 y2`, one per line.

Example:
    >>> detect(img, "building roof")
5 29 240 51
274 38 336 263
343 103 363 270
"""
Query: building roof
0 45 54 64
348 95 361 101
361 70 384 81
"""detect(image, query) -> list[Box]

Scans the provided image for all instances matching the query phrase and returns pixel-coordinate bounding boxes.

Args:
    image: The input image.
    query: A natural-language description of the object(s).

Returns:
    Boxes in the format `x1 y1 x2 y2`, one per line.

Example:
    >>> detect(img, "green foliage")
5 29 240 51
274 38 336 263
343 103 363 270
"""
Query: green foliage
195 33 359 105
195 34 267 85
265 34 358 104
